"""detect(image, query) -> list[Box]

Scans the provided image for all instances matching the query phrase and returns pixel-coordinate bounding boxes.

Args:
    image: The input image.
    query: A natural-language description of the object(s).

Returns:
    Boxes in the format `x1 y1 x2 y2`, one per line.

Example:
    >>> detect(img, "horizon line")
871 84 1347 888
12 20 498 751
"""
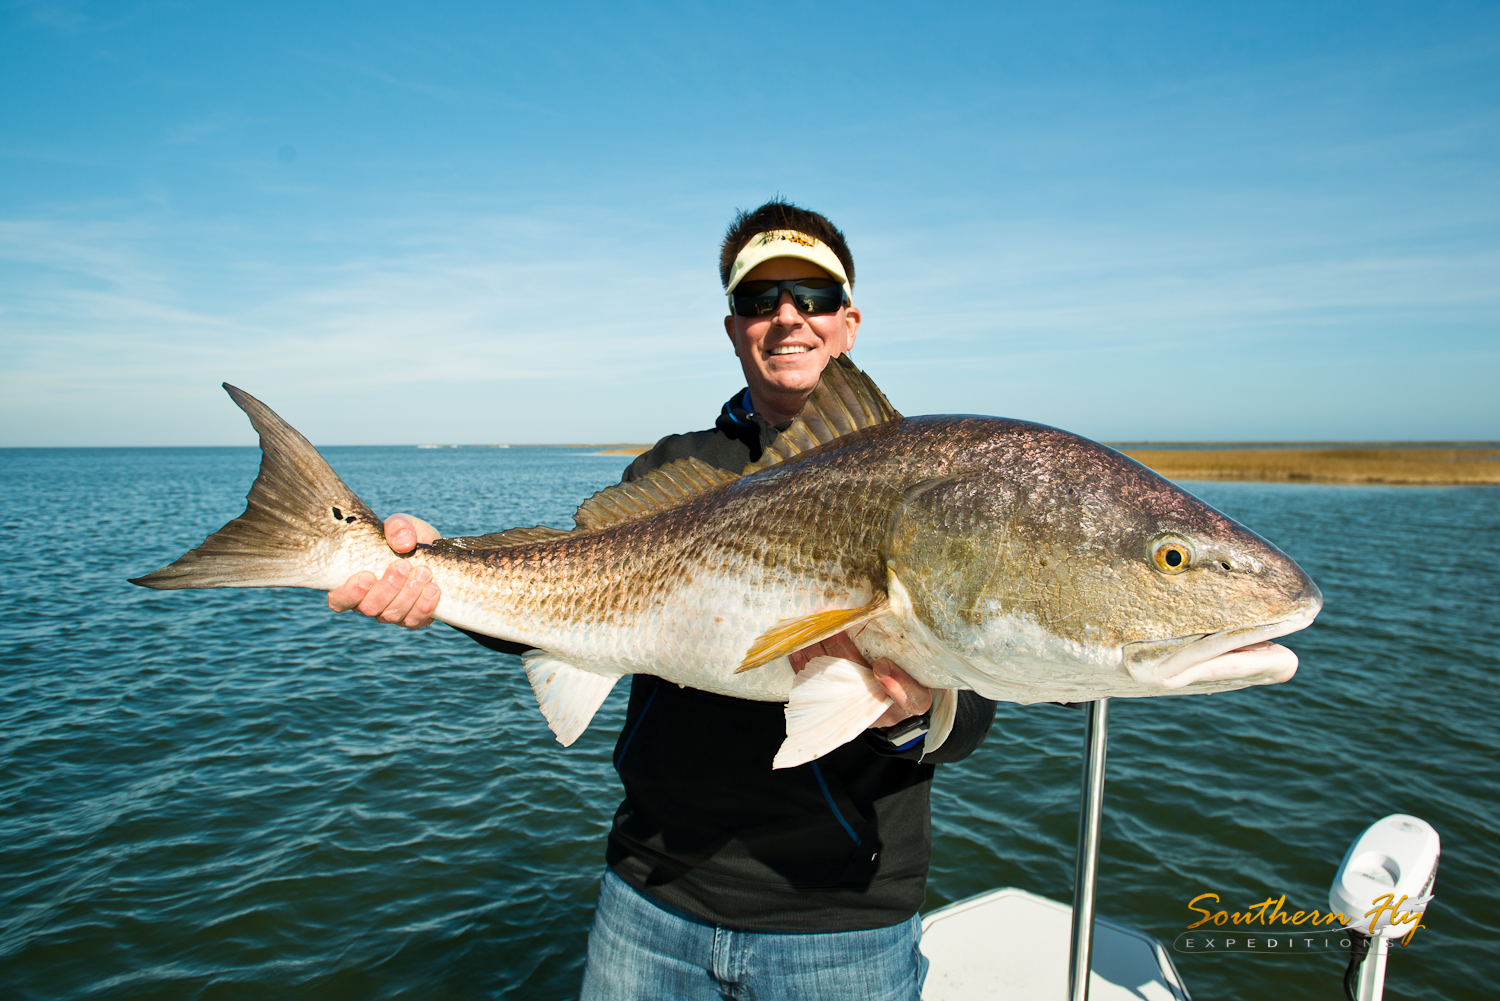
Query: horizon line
3 440 1498 450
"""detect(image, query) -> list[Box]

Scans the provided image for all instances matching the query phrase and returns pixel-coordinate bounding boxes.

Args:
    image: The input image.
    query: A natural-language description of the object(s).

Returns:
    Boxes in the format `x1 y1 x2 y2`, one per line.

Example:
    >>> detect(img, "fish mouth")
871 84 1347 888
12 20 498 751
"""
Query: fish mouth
1124 593 1323 690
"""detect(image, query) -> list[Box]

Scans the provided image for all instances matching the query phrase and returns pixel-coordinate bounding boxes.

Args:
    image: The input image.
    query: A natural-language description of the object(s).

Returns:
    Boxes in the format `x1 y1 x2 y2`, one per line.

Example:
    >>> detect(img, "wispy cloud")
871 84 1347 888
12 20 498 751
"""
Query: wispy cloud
1 1 1495 445
4 196 1494 446
0 207 741 445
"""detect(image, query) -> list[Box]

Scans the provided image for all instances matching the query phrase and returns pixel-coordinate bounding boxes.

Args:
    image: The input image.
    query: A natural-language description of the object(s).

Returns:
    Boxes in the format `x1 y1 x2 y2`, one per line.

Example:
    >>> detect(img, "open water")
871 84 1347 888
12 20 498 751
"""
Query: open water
1 445 1495 1000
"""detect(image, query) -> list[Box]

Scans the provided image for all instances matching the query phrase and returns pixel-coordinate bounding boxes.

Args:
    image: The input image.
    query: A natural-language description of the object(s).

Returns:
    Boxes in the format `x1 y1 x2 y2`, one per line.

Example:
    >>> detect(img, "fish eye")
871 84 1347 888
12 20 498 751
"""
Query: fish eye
1151 538 1192 575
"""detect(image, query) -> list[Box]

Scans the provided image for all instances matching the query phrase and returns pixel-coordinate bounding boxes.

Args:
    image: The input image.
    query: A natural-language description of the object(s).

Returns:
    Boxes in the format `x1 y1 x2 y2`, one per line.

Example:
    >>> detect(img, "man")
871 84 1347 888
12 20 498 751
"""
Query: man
327 200 997 999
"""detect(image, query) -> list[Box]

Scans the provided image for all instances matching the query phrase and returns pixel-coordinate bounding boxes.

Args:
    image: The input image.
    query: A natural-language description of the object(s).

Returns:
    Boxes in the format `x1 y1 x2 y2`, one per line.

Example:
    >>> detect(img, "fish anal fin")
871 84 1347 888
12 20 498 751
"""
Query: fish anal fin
430 525 573 552
736 597 890 673
522 653 620 746
742 355 902 476
573 457 740 532
772 656 892 769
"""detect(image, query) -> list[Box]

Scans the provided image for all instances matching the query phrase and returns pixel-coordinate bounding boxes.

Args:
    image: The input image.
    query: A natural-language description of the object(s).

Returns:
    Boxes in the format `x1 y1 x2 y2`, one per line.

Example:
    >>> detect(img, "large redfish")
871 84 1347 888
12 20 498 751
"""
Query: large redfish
132 358 1321 767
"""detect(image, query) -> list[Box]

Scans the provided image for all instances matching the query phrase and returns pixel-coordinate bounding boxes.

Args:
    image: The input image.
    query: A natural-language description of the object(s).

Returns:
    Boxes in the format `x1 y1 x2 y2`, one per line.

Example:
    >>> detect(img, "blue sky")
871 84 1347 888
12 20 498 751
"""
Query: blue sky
2 1 1496 446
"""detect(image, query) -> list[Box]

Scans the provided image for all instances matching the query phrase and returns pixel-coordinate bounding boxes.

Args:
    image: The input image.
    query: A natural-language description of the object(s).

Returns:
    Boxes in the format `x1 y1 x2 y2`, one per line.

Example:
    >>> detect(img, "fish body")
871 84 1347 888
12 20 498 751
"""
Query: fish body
132 359 1322 764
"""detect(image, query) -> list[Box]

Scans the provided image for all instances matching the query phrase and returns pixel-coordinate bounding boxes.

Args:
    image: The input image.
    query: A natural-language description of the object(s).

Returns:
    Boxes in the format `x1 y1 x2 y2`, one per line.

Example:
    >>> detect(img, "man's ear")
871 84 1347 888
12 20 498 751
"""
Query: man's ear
842 304 861 352
724 314 741 356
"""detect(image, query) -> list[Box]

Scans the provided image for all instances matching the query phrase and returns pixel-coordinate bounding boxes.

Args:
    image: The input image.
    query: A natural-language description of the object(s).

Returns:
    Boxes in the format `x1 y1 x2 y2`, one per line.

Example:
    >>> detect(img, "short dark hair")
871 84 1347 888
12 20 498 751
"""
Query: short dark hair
719 198 855 290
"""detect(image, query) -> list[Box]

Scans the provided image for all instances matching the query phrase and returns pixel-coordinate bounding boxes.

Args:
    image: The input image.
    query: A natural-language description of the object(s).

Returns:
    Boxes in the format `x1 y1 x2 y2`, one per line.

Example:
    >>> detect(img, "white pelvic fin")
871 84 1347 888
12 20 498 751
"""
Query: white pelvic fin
921 688 958 760
522 652 619 746
773 656 892 770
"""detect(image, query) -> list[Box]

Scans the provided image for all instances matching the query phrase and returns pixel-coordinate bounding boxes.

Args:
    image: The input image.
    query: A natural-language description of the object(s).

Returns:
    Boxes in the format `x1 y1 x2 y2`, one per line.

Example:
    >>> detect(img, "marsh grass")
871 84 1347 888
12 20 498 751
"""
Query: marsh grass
1121 447 1500 485
520 442 1500 483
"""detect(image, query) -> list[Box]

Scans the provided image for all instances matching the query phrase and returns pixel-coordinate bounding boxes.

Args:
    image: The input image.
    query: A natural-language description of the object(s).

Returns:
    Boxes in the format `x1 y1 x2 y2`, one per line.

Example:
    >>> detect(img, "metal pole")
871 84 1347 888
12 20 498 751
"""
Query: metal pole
1357 937 1388 1001
1068 698 1111 1001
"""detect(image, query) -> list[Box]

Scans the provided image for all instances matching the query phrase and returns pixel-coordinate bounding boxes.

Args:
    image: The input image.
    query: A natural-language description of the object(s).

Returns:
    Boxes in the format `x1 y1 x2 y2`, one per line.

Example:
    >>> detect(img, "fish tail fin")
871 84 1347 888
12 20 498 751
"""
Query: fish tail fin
129 384 381 590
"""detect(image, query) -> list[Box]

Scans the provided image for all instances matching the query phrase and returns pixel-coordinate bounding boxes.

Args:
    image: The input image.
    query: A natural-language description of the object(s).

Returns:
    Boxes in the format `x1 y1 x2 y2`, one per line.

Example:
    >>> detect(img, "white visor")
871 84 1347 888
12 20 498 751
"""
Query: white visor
725 230 851 299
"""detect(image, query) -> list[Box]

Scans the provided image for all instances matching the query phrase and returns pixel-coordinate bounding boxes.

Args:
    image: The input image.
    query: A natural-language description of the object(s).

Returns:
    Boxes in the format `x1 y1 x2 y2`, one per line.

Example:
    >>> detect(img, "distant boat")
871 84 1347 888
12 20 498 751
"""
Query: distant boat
417 445 459 449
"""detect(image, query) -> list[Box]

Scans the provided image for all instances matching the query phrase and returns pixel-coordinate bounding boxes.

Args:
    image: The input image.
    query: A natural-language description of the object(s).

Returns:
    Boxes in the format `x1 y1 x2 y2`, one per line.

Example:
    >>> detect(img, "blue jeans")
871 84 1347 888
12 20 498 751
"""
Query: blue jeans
578 868 928 1000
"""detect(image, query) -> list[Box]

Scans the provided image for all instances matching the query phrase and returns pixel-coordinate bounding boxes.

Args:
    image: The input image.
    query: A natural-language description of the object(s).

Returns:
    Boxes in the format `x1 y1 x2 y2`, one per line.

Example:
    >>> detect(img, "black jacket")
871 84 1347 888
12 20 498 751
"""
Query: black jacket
602 389 997 931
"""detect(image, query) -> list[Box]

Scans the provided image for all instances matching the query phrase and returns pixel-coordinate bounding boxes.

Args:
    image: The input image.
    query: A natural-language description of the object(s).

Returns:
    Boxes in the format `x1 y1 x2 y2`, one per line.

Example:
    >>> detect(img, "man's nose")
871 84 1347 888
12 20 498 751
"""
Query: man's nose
771 292 803 326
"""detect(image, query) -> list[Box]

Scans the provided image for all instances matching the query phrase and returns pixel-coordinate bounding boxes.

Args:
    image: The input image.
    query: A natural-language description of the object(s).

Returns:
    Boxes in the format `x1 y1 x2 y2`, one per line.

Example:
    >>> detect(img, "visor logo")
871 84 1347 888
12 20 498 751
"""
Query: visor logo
755 230 817 248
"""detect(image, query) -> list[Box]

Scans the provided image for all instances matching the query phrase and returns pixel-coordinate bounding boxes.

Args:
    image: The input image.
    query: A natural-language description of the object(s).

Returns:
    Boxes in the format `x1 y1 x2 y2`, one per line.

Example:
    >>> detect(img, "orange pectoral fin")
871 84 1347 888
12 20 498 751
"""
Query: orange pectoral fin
735 597 891 673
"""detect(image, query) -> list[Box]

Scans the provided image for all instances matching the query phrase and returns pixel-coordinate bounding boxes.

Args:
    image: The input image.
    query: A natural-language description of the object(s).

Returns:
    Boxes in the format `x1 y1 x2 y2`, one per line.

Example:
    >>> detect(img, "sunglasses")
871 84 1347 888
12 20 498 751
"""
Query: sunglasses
730 278 848 317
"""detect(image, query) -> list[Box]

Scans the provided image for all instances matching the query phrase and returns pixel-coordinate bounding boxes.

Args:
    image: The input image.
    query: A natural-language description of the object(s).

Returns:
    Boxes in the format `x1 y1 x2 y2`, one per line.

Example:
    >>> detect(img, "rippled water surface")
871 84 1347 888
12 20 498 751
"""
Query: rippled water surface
2 447 1495 999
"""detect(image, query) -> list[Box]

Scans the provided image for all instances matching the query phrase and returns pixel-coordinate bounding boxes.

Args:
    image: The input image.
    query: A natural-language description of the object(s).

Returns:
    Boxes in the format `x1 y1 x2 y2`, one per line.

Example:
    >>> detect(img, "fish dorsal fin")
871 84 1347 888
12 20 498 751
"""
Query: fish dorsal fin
573 457 741 532
569 355 900 533
428 525 574 552
741 354 902 475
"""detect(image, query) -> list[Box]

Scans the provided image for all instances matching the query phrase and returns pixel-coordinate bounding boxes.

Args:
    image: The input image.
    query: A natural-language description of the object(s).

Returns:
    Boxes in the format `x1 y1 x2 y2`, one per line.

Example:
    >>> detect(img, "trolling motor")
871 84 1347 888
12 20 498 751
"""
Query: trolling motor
1328 814 1440 1001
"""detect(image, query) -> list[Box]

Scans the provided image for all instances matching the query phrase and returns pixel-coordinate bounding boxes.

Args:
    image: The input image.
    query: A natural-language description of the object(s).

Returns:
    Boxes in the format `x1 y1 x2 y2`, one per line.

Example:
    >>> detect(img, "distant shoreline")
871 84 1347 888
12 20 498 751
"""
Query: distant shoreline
1107 440 1499 448
580 442 1500 484
568 442 1500 484
1119 446 1500 485
577 442 1500 484
7 444 1498 485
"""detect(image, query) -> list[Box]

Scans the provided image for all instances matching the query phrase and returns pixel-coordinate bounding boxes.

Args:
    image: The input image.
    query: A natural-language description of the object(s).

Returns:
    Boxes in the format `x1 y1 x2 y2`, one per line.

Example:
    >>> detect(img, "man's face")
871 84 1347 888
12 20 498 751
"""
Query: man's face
723 256 861 420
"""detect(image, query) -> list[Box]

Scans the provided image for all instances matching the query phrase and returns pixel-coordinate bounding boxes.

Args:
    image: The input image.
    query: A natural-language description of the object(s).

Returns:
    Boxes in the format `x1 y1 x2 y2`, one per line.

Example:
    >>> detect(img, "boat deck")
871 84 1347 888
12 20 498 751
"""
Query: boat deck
921 887 1192 1000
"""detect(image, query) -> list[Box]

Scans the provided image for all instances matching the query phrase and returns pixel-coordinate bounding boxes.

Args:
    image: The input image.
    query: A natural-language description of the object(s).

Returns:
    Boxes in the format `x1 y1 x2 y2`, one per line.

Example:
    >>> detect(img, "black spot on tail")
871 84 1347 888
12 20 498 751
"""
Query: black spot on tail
332 506 343 520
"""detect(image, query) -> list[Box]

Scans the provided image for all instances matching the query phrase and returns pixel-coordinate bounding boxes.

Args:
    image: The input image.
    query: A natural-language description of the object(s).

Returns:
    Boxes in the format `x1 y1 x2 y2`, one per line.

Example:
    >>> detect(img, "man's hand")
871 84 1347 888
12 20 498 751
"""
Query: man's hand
327 514 443 629
788 629 931 728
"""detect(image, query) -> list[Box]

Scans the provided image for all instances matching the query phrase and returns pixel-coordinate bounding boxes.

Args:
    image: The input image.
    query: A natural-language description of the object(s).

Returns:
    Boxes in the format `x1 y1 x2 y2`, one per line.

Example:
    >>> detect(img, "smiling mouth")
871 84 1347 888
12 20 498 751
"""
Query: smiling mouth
769 345 812 355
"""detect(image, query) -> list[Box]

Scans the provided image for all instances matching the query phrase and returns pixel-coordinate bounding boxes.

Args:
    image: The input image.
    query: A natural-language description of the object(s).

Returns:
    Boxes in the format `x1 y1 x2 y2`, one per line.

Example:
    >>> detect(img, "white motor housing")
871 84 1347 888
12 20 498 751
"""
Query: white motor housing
1329 814 1440 938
